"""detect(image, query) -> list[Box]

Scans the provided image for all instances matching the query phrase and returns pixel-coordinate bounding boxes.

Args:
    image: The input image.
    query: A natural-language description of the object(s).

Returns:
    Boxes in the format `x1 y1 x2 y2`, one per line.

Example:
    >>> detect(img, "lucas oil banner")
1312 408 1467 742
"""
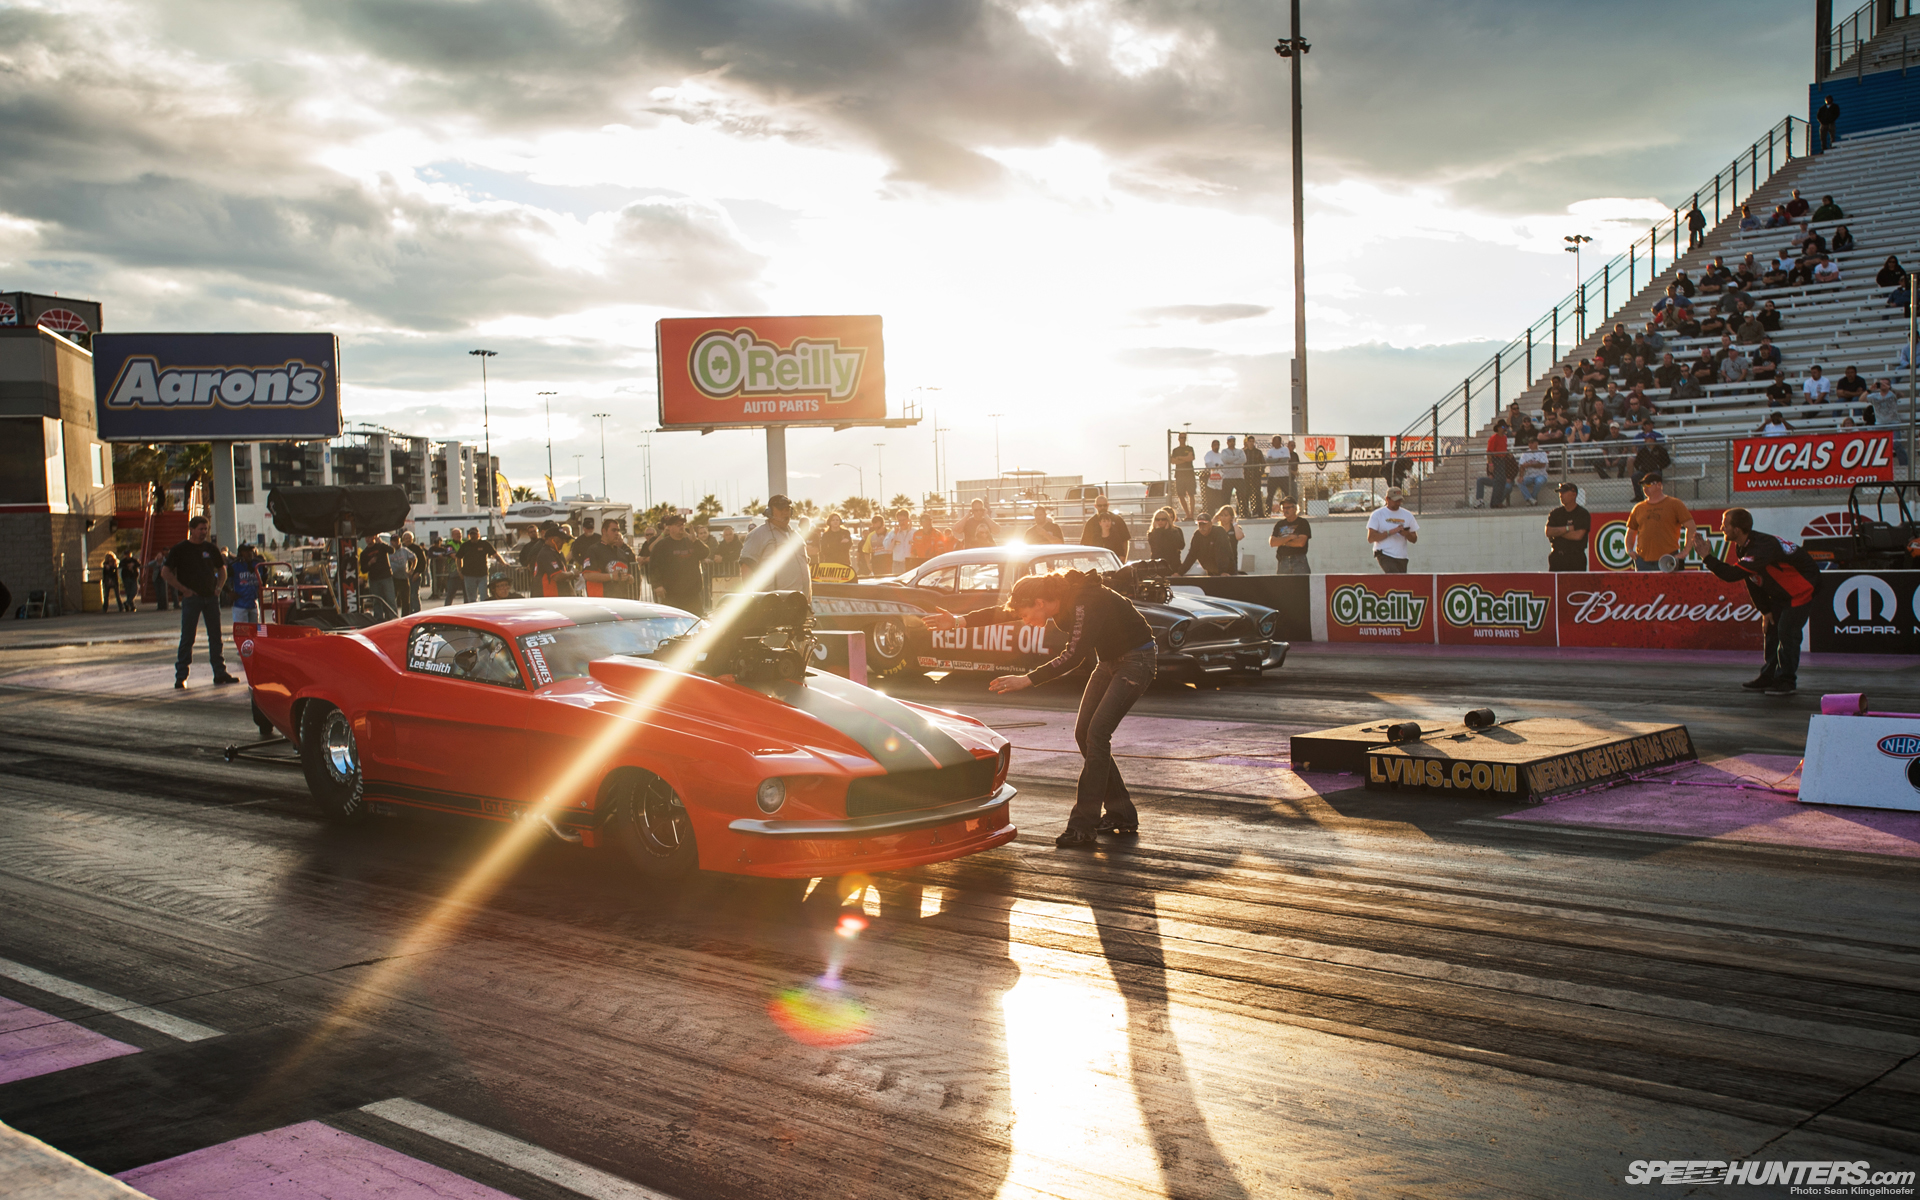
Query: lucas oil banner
656 315 886 429
93 332 342 443
1732 430 1896 492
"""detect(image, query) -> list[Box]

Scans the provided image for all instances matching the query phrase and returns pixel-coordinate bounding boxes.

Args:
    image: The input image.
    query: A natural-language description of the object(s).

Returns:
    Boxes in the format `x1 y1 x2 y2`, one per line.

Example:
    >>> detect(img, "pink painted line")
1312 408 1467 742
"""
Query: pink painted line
120 1120 518 1200
1287 643 1919 670
1500 754 1920 858
0 996 139 1084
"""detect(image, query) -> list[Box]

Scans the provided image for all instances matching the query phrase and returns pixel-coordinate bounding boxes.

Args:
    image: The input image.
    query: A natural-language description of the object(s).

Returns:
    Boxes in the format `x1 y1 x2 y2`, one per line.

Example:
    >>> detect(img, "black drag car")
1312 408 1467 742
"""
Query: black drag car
810 544 1288 681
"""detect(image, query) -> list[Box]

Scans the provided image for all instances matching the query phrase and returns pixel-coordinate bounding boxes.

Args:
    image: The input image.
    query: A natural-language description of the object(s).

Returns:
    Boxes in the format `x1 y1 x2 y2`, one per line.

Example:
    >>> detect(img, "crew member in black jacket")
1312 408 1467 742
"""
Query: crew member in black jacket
1690 508 1820 696
1146 506 1185 572
925 570 1154 847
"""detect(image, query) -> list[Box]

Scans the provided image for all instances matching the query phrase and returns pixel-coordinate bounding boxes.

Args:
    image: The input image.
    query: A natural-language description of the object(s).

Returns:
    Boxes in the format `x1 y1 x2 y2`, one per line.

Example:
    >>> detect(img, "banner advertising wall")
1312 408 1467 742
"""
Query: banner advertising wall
655 315 886 430
1809 570 1920 654
1435 574 1558 646
93 332 342 443
1555 571 1762 650
1732 430 1896 492
1325 574 1435 643
1587 509 1731 571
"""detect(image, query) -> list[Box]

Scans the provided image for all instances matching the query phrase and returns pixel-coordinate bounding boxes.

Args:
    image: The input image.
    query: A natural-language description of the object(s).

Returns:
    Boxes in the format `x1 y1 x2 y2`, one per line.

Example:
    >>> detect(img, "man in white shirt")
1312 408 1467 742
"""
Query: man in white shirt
1202 440 1224 512
738 494 812 595
1515 439 1551 505
1365 487 1419 573
1218 436 1246 517
883 509 914 574
1803 366 1832 408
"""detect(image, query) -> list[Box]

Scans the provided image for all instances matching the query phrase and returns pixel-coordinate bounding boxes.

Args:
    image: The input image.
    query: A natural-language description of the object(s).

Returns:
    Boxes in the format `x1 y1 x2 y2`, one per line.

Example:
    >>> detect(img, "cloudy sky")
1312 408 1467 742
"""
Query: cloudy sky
1 0 1807 510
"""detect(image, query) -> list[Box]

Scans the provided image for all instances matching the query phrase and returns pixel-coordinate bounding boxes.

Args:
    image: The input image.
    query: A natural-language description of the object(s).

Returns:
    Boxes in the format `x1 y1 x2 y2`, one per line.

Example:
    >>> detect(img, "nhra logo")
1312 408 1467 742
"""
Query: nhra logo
1442 583 1549 632
1877 734 1920 758
1330 584 1426 629
105 357 328 410
688 329 867 410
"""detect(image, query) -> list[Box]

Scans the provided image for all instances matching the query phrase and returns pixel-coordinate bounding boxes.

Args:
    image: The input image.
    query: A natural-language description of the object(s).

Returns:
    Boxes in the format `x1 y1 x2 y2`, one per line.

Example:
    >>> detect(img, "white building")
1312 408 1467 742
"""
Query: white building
227 425 499 545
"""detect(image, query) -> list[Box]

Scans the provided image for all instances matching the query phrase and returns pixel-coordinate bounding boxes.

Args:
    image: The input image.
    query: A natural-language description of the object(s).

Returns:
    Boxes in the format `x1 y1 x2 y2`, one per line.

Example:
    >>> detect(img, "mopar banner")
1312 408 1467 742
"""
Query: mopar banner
1808 570 1920 654
93 332 342 443
656 315 886 429
1435 574 1557 646
1555 571 1761 650
1733 430 1896 492
1325 575 1434 643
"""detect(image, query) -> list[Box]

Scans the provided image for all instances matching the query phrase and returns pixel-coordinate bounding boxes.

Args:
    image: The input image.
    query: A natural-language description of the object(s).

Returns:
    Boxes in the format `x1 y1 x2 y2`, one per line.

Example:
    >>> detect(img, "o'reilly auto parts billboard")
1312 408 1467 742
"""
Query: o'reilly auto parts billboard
655 315 885 430
93 332 342 442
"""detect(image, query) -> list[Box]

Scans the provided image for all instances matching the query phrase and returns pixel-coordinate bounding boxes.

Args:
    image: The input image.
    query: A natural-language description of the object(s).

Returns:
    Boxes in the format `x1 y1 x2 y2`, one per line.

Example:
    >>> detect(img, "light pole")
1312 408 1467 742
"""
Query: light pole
636 436 652 511
592 412 610 499
537 391 557 494
570 454 584 496
468 350 497 531
1564 234 1593 341
835 462 864 507
1275 5 1311 434
874 442 885 508
988 412 1004 480
1120 443 1130 482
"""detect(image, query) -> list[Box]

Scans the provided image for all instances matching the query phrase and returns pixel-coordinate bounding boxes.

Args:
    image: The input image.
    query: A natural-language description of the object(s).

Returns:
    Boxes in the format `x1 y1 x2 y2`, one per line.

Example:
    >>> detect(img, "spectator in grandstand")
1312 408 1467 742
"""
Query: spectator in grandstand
1750 336 1782 380
1169 432 1198 521
1813 256 1842 285
1510 409 1538 443
1264 435 1292 511
1811 194 1844 222
1601 323 1633 365
1268 499 1311 575
1474 421 1513 509
1515 438 1551 505
1735 252 1762 289
1761 257 1791 288
1629 421 1671 504
1624 390 1660 424
1831 225 1855 253
1146 506 1184 571
1544 484 1591 572
1602 378 1631 415
1887 278 1913 311
1625 473 1692 571
1597 421 1630 480
1178 509 1240 576
1672 270 1697 299
1758 300 1783 332
1667 305 1702 340
1738 203 1761 231
1877 255 1907 287
1541 386 1569 422
1578 358 1609 389
1653 283 1692 317
1735 310 1766 345
1817 95 1840 151
1538 414 1569 447
1795 225 1827 256
1785 189 1810 220
1025 505 1064 544
1689 347 1720 388
1217 436 1246 517
1365 489 1418 574
1764 204 1792 229
1686 204 1706 247
1202 439 1223 510
1765 377 1795 408
1630 331 1661 365
1698 257 1732 294
1653 353 1685 391
1835 366 1868 409
1802 365 1833 406
1864 380 1909 464
1640 322 1668 356
1722 345 1753 385
1081 496 1132 561
1757 411 1795 436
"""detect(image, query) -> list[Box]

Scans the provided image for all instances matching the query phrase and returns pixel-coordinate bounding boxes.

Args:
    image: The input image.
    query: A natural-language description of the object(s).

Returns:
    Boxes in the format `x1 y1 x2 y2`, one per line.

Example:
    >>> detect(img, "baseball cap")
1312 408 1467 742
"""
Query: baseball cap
766 494 793 509
1557 482 1579 494
1385 487 1405 500
538 520 564 537
1641 471 1664 483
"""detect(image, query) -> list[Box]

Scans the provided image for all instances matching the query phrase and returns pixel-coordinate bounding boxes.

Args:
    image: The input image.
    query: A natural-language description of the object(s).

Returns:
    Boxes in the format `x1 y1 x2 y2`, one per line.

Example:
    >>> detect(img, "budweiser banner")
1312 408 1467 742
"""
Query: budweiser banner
1324 575 1435 643
1435 574 1558 646
1555 571 1762 650
1732 430 1896 492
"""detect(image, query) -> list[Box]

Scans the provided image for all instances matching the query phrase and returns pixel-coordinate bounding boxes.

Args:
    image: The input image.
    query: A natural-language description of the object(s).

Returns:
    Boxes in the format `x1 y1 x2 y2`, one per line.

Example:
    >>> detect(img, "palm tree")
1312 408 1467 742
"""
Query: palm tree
696 494 723 522
510 484 537 502
888 493 915 513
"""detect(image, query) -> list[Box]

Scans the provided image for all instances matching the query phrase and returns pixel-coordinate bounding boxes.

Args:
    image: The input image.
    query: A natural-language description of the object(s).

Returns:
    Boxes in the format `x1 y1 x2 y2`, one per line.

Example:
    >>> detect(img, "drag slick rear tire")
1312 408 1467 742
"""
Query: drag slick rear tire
299 703 368 825
602 769 698 884
867 617 910 678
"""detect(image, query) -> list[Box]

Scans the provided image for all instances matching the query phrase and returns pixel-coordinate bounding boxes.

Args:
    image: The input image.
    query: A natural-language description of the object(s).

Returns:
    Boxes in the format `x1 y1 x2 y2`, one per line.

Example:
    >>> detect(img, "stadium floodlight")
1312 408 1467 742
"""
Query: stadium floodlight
1274 0 1312 435
469 350 498 531
1563 235 1594 339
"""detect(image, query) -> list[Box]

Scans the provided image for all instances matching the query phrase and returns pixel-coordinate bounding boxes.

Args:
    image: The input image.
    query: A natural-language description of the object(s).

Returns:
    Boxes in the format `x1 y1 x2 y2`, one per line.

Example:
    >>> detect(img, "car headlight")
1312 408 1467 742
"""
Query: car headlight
756 778 786 814
1167 620 1189 649
1257 613 1276 638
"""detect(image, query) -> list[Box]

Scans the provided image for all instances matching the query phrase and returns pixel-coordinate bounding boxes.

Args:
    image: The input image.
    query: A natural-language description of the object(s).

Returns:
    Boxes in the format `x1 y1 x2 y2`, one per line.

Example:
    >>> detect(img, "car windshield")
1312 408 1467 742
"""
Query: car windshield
517 616 701 686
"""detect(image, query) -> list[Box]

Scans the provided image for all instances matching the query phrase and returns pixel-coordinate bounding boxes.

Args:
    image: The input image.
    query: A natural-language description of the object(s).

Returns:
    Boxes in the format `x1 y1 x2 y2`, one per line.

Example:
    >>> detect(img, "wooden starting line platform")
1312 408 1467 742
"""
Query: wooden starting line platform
1292 717 1697 804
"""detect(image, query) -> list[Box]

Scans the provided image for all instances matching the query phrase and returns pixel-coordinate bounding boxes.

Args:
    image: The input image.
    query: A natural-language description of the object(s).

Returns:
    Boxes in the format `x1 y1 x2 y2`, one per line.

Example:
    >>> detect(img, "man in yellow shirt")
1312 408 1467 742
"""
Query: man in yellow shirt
1625 472 1695 571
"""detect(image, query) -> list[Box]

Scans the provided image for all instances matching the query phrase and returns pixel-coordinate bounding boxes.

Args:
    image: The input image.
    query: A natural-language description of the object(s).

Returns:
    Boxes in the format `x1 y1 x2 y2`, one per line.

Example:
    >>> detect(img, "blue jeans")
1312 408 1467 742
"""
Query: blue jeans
1274 556 1310 575
175 595 227 682
1633 557 1664 571
1475 475 1510 506
1068 645 1156 833
461 574 484 603
1519 473 1550 504
1763 603 1810 683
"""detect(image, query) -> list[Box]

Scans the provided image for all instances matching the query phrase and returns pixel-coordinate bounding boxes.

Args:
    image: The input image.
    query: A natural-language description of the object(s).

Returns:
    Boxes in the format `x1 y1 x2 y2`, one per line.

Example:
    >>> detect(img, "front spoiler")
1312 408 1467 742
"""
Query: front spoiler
1163 639 1288 674
729 784 1016 838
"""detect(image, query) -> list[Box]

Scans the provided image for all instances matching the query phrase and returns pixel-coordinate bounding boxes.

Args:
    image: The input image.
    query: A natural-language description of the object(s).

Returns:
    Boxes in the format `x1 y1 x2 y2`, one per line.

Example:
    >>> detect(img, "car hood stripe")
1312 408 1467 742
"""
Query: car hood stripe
767 672 976 772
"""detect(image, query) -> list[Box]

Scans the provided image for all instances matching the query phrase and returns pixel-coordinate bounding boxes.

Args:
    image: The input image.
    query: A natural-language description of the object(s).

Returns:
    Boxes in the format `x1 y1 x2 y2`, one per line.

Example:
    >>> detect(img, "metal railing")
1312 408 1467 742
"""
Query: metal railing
1396 116 1812 449
1827 0 1917 77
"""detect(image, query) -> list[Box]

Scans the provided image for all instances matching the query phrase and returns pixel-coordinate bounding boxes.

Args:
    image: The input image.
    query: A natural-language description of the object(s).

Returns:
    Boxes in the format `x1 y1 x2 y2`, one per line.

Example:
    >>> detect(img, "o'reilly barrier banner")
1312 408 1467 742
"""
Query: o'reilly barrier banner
93 332 342 443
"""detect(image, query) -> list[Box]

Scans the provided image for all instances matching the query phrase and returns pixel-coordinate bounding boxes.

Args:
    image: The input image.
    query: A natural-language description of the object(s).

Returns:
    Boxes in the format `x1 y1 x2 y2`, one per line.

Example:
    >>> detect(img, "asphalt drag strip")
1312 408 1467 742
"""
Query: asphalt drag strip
0 644 1916 1198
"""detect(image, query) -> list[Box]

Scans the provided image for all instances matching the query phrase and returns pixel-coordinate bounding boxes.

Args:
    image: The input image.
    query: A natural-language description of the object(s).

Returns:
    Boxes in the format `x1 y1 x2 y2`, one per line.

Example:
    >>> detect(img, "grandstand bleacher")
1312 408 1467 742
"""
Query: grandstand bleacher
1417 118 1919 512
